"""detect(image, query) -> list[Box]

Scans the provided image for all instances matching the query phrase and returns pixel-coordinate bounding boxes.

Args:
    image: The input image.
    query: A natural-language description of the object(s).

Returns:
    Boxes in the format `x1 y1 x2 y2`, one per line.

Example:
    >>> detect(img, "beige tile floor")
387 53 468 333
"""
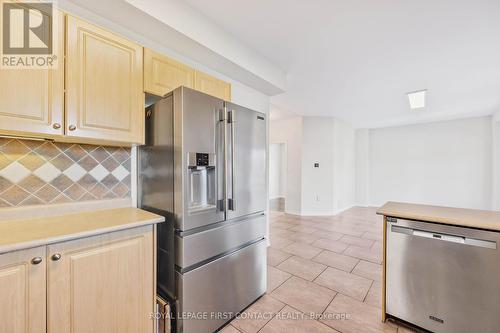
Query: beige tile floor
220 207 418 333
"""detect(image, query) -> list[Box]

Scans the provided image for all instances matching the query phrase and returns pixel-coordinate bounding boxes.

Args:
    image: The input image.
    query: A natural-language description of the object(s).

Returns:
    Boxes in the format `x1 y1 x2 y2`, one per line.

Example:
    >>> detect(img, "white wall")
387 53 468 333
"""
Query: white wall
269 143 285 199
301 118 335 214
355 129 370 206
333 119 356 212
270 117 303 214
270 116 356 215
368 116 492 209
492 112 500 210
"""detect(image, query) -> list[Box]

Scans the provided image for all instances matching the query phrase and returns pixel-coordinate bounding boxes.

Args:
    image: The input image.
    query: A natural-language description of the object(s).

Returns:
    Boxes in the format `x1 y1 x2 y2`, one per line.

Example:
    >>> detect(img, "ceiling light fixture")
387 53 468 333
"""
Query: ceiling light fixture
407 90 426 110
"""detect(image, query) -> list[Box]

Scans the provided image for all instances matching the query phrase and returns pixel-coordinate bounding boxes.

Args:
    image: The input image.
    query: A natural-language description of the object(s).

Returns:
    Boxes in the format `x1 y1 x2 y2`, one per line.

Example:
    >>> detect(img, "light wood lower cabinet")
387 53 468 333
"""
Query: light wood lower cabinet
0 226 155 333
65 15 144 145
0 246 46 333
48 226 154 333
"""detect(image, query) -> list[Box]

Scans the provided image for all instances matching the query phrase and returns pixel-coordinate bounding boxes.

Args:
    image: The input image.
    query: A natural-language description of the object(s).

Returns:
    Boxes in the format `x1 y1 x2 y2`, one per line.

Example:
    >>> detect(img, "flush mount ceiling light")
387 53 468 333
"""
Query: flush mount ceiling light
407 90 427 110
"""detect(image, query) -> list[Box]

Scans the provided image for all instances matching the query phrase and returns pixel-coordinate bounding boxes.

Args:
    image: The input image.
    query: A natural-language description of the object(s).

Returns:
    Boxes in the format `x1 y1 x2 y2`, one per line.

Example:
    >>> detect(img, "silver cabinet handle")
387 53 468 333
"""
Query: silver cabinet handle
68 125 76 131
391 225 496 249
31 257 43 265
228 109 235 211
51 253 62 261
52 123 61 129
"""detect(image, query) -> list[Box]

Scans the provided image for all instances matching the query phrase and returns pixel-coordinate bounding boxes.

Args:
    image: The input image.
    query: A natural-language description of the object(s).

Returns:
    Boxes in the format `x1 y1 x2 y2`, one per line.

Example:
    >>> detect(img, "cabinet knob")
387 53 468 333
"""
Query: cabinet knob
52 123 61 129
51 253 62 261
31 257 43 265
68 125 76 131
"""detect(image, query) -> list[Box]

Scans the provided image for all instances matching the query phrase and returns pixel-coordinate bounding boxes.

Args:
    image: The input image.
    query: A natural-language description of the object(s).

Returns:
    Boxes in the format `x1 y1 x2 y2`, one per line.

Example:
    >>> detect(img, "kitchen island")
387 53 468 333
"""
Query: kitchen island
377 202 500 333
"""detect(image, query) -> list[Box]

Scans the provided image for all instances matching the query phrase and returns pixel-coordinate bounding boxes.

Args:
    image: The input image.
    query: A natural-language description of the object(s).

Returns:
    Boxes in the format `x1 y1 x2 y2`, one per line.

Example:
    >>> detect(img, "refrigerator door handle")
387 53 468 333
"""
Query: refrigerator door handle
219 108 227 212
228 109 236 211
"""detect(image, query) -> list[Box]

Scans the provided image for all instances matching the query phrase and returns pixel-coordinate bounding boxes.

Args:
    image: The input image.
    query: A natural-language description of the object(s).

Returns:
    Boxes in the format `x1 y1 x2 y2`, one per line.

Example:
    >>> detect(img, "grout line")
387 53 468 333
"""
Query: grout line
254 295 286 333
362 280 375 303
349 259 361 274
268 266 293 293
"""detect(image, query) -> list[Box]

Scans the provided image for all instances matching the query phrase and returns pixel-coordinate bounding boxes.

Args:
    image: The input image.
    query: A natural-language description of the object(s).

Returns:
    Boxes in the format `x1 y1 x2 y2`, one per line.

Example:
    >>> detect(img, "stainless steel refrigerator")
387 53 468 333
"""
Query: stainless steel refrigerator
139 86 267 333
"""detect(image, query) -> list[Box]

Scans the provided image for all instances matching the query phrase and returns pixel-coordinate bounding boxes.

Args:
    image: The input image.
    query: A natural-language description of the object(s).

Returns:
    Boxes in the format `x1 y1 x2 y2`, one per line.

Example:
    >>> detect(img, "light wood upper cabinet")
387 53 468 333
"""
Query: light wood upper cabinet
0 246 46 333
0 11 64 139
194 70 231 101
47 226 154 333
65 15 144 145
144 48 195 96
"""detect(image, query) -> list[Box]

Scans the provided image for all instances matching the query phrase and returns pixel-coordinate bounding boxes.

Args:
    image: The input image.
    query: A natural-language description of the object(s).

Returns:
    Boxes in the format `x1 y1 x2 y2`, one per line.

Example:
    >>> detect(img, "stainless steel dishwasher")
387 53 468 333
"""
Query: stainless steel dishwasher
386 217 500 333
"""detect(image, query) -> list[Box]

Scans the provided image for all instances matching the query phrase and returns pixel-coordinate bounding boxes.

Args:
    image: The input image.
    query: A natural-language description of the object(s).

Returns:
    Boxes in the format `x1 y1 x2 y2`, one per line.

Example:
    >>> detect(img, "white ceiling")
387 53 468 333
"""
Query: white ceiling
182 0 500 128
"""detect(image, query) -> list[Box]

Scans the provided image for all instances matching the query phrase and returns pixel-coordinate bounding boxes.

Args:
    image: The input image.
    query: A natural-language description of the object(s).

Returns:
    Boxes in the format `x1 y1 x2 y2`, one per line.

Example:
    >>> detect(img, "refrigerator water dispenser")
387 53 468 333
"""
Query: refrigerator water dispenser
187 153 216 214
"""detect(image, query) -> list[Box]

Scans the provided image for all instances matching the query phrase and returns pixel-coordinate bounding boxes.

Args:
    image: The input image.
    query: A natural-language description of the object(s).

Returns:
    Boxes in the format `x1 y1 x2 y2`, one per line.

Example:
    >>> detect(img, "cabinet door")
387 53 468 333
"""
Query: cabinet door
0 10 64 138
47 226 154 333
144 48 194 96
0 246 46 333
194 70 231 101
66 15 144 144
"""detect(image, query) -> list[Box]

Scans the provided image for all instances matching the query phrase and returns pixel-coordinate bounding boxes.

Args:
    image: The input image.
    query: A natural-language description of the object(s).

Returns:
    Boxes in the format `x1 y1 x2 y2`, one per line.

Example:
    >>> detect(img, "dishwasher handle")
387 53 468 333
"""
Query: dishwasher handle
391 225 497 249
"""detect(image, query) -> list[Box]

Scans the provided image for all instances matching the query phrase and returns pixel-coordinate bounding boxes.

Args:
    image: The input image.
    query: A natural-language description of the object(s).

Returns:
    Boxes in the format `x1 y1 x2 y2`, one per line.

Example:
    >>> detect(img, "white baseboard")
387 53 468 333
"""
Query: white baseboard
332 205 356 215
284 209 301 216
284 205 356 217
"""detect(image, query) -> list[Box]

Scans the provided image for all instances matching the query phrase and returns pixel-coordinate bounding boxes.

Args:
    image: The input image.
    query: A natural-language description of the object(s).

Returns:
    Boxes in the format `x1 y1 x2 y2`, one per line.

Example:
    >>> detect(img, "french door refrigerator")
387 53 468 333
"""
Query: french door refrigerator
139 87 267 333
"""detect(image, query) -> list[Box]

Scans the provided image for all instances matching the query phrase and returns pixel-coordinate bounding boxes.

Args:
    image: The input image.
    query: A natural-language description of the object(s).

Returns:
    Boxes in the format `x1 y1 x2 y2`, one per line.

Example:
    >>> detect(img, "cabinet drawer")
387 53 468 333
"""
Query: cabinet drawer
176 239 266 333
175 214 266 268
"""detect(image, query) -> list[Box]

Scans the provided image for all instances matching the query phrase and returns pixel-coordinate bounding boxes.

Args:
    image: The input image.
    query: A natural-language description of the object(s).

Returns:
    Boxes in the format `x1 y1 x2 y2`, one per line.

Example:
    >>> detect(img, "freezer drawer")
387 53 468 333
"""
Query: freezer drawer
175 213 266 268
386 218 500 333
175 239 267 333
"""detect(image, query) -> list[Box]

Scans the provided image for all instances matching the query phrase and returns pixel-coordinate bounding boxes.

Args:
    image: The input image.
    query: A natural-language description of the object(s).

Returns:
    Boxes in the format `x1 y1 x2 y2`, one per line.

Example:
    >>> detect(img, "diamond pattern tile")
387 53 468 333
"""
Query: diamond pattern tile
102 156 119 172
51 174 73 192
0 153 12 169
65 144 86 162
0 139 131 207
64 183 85 200
111 165 129 181
0 161 31 183
0 138 11 147
0 198 11 207
34 162 62 183
78 174 98 191
78 155 99 171
35 184 60 203
89 164 108 182
18 175 46 193
18 154 45 171
35 142 61 161
21 195 44 206
112 148 130 163
1 185 30 205
112 182 129 197
90 147 110 163
63 164 86 182
0 176 13 193
50 153 74 171
101 174 119 189
0 139 30 157
21 139 44 150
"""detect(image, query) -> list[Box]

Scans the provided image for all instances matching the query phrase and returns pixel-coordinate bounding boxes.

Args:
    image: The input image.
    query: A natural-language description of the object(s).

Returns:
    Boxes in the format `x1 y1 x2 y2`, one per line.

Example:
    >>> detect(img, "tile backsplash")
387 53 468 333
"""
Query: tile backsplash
0 138 131 208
